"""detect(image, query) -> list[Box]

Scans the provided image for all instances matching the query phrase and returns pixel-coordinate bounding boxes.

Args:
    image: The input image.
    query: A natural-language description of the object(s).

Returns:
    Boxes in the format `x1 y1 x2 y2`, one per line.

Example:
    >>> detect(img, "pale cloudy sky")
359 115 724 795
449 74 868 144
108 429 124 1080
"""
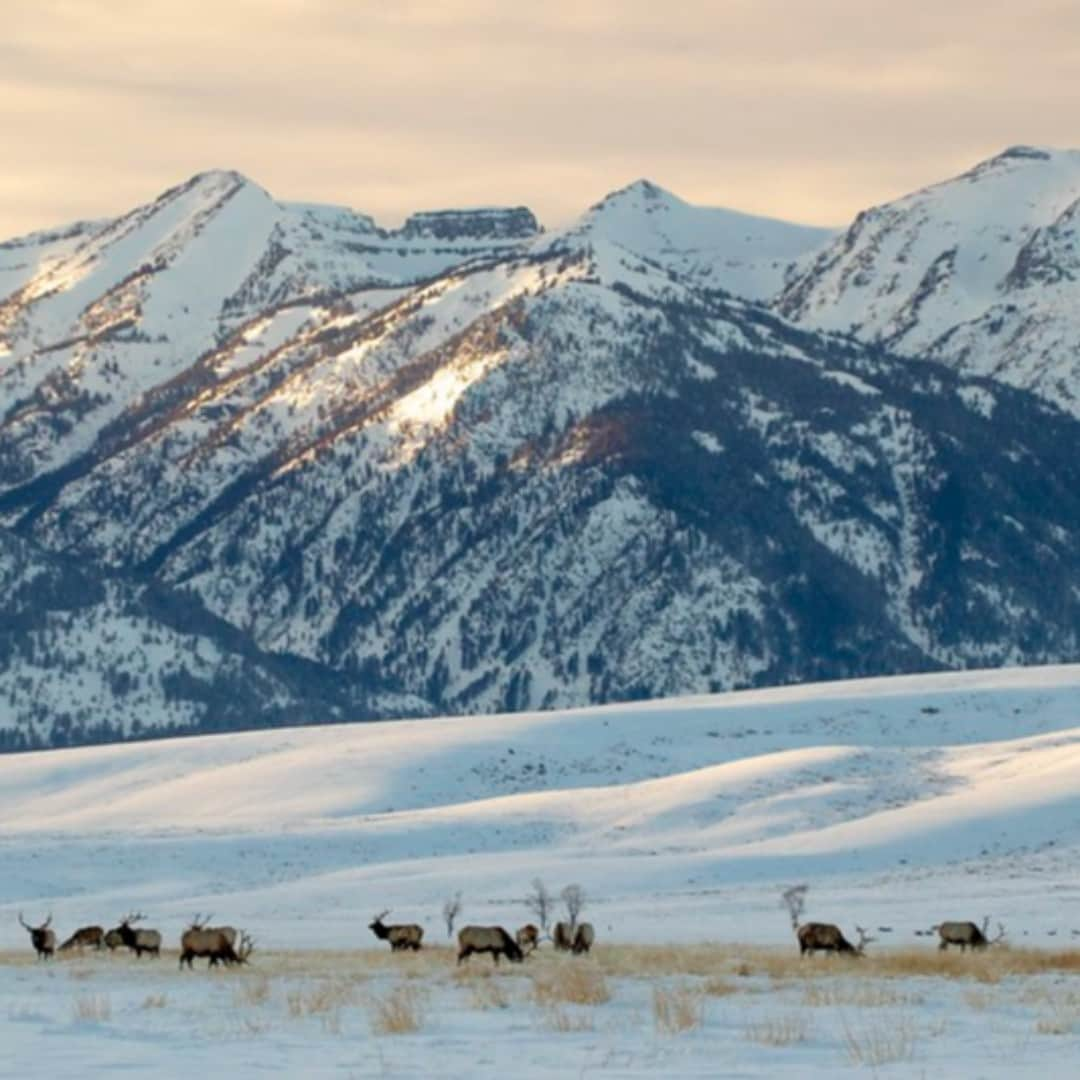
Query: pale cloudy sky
3 0 1078 238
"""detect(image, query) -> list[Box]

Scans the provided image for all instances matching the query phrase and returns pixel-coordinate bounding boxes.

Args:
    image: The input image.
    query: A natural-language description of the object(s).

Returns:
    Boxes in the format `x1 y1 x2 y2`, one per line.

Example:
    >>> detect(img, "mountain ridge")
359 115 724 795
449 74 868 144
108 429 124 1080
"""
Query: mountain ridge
3 151 1080 749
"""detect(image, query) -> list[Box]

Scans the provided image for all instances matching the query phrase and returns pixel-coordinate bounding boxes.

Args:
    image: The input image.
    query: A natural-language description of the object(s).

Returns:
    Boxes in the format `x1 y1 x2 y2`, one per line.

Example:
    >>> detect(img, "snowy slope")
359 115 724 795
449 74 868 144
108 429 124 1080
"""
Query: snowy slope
3 665 1080 950
778 146 1080 412
555 179 834 300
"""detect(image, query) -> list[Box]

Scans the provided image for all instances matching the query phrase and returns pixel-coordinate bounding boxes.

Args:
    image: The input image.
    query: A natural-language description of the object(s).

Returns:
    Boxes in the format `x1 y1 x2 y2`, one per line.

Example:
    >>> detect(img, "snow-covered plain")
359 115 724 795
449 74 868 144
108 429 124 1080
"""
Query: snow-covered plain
3 665 1080 1075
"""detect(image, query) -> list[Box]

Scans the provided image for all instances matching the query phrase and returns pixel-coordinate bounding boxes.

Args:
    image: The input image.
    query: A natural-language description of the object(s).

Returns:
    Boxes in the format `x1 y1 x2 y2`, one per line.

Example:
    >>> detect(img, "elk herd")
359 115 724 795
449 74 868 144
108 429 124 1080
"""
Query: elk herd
16 903 1007 967
17 912 252 968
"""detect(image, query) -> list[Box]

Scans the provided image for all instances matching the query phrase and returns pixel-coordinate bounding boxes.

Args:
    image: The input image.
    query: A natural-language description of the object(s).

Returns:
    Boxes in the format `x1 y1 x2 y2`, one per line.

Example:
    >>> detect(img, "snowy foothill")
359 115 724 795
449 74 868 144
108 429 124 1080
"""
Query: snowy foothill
3 665 1080 1075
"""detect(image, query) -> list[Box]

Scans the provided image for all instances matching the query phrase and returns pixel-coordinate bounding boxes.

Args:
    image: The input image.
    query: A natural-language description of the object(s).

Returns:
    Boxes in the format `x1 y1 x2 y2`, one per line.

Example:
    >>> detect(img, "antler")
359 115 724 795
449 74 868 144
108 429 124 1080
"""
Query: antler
190 912 212 930
17 912 30 931
237 931 255 963
855 926 876 952
42 913 52 929
123 911 146 926
990 921 1006 945
373 909 390 923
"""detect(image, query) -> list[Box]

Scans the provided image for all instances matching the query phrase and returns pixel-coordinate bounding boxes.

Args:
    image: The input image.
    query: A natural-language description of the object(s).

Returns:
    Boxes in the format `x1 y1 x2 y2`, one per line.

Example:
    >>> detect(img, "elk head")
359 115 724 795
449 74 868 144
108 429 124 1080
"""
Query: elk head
981 916 1007 945
18 912 51 934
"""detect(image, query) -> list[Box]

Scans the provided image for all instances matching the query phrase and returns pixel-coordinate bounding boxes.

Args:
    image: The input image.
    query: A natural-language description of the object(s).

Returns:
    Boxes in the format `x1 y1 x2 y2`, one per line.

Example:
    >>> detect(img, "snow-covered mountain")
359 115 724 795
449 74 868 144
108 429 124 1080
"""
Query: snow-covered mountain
3 162 1080 748
778 146 1080 412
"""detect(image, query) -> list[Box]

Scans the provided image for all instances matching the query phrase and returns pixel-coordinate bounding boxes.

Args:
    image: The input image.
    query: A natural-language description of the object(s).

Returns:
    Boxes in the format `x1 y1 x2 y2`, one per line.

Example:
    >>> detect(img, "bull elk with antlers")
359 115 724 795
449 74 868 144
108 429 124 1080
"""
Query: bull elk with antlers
18 913 55 959
117 913 162 958
180 914 252 969
797 922 874 957
368 911 423 952
935 918 1005 951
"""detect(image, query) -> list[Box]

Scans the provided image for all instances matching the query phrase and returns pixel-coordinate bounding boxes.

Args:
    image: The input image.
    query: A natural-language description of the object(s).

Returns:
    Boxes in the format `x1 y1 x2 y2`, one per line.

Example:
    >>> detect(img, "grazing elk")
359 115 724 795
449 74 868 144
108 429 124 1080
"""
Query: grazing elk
797 922 873 957
935 918 1005 952
58 925 105 952
180 915 252 969
117 913 162 958
456 925 524 966
104 928 125 951
369 911 424 952
515 924 540 955
552 921 574 952
572 922 595 955
18 913 55 959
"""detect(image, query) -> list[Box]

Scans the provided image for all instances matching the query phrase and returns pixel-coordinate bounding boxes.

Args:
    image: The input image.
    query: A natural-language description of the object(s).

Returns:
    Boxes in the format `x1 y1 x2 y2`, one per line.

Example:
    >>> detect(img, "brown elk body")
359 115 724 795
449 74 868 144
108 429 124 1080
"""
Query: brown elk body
571 922 595 955
797 922 868 957
58 925 105 952
116 913 162 957
18 914 55 959
179 925 250 969
369 912 423 952
552 921 574 952
515 924 540 954
936 919 1003 951
456 925 524 965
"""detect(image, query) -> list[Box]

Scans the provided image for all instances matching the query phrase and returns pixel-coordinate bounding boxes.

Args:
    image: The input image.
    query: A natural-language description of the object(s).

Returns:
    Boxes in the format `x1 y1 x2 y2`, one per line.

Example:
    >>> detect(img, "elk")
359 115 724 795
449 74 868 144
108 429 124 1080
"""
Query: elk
797 922 873 957
515 924 540 955
117 913 162 958
571 922 595 955
368 911 424 952
935 918 1005 952
180 915 252 969
18 913 55 959
457 925 524 965
104 928 125 951
58 925 105 952
552 921 574 952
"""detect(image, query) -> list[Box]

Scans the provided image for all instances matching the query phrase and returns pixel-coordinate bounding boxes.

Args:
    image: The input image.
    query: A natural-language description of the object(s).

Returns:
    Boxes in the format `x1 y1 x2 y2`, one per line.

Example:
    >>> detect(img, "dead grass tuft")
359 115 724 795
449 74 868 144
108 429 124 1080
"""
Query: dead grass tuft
702 976 739 997
1034 997 1080 1036
72 994 112 1023
653 984 704 1034
840 1011 916 1066
531 964 611 1006
744 1012 809 1047
369 984 425 1035
141 993 168 1010
234 977 272 1007
802 982 915 1008
469 978 511 1010
286 979 356 1017
543 1005 595 1032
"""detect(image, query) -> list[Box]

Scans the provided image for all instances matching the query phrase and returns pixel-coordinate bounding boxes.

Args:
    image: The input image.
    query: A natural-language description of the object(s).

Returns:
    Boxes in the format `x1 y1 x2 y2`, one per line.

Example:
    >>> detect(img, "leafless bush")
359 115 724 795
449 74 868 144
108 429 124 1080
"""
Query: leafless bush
525 878 555 933
744 1012 809 1046
561 884 586 932
443 892 463 939
72 994 112 1023
840 1011 916 1065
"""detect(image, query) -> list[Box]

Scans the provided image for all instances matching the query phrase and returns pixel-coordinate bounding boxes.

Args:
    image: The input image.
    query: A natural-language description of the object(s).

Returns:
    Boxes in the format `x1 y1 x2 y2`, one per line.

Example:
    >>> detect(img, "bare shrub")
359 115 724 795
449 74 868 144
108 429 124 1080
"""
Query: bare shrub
532 965 610 1006
653 985 704 1034
72 994 112 1023
703 976 739 997
141 993 168 1010
744 1013 809 1046
443 892 463 939
525 878 555 933
841 1011 916 1066
561 884 586 932
369 985 425 1035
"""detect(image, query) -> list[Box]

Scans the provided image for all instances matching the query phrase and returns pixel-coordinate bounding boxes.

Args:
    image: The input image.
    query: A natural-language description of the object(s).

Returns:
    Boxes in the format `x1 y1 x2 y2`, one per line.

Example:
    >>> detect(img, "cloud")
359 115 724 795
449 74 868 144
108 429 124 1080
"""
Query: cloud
2 0 1079 237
